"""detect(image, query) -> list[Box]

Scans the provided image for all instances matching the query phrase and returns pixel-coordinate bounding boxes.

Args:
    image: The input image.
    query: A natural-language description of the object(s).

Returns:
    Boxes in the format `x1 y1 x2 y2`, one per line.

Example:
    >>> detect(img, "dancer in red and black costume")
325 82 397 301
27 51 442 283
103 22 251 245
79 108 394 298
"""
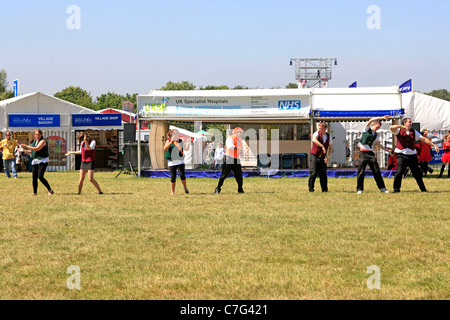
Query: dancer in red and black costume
390 118 439 193
438 134 450 178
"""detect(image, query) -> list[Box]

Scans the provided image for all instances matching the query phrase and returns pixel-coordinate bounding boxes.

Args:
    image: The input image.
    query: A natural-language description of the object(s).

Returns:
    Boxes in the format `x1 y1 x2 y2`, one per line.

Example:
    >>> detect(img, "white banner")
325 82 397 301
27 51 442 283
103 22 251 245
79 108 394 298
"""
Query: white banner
138 94 310 119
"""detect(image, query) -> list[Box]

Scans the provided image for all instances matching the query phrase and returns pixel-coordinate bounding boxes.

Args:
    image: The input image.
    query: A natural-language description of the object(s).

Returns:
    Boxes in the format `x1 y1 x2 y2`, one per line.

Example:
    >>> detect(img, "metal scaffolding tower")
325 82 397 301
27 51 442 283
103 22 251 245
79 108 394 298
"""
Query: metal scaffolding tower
290 58 337 88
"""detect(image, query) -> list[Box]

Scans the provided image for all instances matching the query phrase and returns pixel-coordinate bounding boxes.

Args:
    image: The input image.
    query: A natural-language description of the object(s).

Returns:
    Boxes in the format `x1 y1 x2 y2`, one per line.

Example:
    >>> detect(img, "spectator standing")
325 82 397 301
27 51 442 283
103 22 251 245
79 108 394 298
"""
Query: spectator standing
0 131 19 179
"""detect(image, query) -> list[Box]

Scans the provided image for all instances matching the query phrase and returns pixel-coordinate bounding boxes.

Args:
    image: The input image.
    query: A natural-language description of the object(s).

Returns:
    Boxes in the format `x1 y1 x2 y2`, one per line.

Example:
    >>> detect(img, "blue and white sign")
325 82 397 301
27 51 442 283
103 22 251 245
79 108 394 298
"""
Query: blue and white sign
139 95 311 118
72 114 122 127
9 114 60 127
13 79 19 97
429 150 444 165
278 100 301 110
399 79 412 93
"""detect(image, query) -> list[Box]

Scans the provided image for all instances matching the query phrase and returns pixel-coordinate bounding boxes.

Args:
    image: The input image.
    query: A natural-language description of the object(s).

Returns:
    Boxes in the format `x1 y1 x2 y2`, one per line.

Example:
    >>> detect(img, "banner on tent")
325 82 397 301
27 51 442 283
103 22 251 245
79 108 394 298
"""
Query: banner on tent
9 114 61 127
138 95 311 118
72 114 121 127
430 150 444 164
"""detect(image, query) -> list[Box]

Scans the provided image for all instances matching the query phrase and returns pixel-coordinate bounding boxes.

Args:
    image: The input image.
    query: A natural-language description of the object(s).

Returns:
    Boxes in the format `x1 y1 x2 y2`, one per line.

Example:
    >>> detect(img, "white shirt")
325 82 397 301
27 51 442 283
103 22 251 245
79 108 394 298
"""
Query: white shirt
82 140 96 150
168 141 185 167
312 131 333 145
226 136 236 150
394 129 422 155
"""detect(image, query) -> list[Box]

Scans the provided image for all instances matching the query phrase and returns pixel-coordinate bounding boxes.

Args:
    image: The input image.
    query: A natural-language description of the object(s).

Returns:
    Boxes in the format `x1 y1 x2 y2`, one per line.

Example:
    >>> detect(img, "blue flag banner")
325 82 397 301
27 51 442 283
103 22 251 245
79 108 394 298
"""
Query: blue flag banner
9 114 60 127
314 109 404 118
429 150 444 165
349 81 357 88
72 114 122 127
13 79 19 97
399 79 412 93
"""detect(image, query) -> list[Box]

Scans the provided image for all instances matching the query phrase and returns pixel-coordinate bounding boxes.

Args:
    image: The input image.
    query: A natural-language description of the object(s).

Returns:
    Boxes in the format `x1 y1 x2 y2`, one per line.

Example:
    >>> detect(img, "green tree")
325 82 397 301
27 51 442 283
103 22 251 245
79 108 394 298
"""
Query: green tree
96 92 126 110
286 83 299 89
200 85 230 90
96 92 138 112
232 85 249 90
0 90 14 101
124 93 137 105
160 81 196 91
206 123 227 142
54 86 95 109
427 89 450 102
0 69 9 93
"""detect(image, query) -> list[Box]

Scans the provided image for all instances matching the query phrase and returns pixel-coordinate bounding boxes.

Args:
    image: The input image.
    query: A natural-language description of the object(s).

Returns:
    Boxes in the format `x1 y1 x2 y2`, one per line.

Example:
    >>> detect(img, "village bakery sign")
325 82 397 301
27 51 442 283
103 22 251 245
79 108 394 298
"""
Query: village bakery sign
9 114 61 127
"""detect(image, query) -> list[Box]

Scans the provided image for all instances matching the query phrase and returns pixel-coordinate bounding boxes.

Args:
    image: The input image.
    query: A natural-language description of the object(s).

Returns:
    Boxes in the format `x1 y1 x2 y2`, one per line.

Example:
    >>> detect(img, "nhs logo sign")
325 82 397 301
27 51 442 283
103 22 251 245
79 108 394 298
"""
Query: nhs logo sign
278 100 301 110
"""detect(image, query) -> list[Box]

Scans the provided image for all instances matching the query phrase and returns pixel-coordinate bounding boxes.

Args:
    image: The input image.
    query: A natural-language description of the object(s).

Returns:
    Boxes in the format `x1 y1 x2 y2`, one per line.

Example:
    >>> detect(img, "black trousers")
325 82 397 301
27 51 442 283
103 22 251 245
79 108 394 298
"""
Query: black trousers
217 156 243 191
32 162 52 194
393 153 427 192
169 164 186 183
309 154 328 192
357 151 386 191
418 161 433 177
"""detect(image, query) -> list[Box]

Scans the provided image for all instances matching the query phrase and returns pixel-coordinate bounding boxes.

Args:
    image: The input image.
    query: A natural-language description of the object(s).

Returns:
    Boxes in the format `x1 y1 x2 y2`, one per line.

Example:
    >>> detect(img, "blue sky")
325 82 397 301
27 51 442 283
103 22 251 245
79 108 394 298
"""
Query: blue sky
1 0 449 98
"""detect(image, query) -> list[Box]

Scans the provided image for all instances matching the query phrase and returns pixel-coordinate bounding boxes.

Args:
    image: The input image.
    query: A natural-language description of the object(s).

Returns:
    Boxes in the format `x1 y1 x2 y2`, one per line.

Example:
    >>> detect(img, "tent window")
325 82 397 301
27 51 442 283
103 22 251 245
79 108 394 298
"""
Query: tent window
297 124 311 140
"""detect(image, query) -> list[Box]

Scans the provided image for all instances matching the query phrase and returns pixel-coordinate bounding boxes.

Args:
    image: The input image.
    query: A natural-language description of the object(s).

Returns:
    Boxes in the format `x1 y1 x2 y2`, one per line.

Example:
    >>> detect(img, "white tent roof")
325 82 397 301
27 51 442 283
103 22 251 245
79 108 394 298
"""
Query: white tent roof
0 92 122 131
140 87 403 121
312 86 402 117
148 88 311 97
402 92 450 131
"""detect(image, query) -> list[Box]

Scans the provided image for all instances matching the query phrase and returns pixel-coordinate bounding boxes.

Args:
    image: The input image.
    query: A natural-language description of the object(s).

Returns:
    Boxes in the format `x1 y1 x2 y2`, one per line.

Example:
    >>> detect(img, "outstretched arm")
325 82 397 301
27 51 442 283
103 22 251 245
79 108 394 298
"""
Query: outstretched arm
367 115 390 128
21 140 46 152
419 136 439 153
374 141 392 155
65 151 81 156
390 124 404 134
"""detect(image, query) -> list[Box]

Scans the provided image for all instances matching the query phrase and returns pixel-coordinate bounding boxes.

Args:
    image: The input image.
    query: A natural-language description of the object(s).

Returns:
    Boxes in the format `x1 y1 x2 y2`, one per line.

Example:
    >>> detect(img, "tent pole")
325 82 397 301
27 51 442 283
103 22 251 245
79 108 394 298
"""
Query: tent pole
310 90 315 152
137 96 141 178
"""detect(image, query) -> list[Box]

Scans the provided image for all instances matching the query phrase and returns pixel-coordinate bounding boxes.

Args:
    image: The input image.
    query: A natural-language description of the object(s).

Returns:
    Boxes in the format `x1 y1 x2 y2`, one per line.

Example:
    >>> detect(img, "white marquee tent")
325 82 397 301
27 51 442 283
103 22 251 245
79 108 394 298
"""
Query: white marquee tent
402 91 450 131
0 92 123 171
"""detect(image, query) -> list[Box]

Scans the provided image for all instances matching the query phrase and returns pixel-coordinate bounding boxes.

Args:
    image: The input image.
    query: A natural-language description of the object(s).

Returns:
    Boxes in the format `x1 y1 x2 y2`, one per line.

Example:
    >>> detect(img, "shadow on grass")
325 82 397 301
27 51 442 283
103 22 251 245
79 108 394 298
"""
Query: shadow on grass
325 190 449 194
188 191 277 196
59 193 135 196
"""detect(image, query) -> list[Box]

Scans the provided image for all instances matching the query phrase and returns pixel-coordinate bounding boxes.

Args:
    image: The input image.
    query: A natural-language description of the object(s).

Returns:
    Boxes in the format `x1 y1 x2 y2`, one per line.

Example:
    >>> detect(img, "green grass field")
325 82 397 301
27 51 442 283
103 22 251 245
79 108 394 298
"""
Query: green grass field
0 171 448 300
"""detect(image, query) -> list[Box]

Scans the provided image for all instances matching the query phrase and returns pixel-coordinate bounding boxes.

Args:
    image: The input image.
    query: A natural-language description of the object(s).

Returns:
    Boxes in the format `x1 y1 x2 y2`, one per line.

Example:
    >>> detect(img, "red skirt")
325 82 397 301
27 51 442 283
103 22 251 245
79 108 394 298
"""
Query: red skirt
417 142 432 162
442 152 450 163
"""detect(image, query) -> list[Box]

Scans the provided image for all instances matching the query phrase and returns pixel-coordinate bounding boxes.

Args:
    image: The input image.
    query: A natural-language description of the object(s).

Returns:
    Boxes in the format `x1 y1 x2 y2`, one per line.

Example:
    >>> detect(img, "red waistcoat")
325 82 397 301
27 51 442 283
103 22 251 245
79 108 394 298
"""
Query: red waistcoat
81 141 96 162
311 132 330 157
396 129 416 151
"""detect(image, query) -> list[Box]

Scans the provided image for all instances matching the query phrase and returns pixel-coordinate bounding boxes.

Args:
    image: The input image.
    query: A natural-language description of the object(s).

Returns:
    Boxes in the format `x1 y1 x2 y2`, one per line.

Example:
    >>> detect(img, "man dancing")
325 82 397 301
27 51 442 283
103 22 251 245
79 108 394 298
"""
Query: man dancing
356 115 392 194
309 122 333 193
390 118 439 193
215 127 245 194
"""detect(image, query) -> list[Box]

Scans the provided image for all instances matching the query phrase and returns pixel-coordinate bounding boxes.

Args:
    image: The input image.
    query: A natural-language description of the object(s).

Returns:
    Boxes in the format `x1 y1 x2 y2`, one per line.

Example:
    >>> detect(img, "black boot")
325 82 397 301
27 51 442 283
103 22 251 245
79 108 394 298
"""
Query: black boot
438 165 445 178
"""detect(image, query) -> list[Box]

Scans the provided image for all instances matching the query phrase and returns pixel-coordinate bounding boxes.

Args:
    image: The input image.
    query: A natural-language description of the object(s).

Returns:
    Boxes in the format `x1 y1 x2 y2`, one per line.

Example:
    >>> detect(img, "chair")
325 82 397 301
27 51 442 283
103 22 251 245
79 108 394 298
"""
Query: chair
294 153 308 169
282 154 293 169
